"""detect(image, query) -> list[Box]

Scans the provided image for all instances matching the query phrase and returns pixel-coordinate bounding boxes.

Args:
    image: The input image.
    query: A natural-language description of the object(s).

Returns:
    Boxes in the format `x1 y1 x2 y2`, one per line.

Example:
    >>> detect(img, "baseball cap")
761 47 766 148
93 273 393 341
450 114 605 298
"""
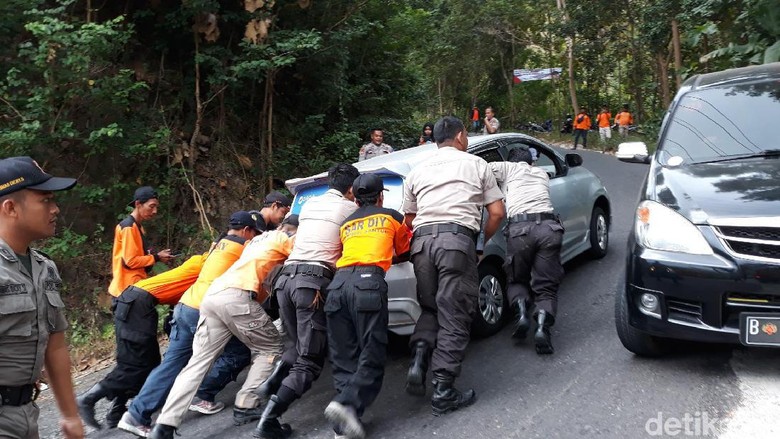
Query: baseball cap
263 191 292 207
128 186 159 207
229 210 263 232
281 214 299 227
353 174 387 198
0 157 76 197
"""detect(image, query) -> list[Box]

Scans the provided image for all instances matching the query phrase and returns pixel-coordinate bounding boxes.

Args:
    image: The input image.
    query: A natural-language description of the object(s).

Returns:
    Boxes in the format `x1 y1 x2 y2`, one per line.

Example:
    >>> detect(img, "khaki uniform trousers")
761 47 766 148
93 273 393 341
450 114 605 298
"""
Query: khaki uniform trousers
156 288 282 428
0 403 39 438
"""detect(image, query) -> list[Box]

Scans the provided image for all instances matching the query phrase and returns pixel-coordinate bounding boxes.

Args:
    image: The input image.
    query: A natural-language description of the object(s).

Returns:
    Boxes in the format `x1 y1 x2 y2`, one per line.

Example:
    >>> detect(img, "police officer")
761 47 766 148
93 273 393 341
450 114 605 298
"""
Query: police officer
358 129 394 161
323 173 411 439
402 117 505 415
253 163 360 439
489 147 563 354
0 156 83 438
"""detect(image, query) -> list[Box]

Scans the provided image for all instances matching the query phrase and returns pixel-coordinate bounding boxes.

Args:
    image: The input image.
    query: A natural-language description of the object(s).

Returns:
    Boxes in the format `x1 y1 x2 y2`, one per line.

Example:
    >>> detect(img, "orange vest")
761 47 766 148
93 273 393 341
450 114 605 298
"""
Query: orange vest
337 206 411 272
108 216 156 297
179 235 247 310
615 111 634 126
133 254 206 305
597 112 612 128
574 114 591 130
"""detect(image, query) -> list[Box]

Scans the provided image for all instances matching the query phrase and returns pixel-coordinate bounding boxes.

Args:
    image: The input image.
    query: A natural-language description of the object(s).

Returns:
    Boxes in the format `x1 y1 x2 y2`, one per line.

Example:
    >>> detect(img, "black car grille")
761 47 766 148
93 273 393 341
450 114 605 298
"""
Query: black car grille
667 298 703 322
716 226 780 262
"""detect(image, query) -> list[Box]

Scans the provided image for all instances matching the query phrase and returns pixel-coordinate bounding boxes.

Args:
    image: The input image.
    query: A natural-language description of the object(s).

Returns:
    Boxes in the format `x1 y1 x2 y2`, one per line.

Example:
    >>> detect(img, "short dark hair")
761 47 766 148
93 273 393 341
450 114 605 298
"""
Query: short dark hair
328 163 360 194
508 148 533 165
370 128 383 135
433 116 465 144
356 194 380 207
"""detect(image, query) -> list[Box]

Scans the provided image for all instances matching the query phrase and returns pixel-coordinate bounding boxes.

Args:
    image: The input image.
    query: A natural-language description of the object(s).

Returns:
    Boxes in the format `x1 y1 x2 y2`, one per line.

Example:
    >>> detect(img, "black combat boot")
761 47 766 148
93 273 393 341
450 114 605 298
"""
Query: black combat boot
256 360 292 399
511 299 531 339
534 310 554 355
405 340 430 396
234 405 265 426
431 371 476 416
149 423 176 439
77 383 110 429
252 395 293 439
104 397 128 428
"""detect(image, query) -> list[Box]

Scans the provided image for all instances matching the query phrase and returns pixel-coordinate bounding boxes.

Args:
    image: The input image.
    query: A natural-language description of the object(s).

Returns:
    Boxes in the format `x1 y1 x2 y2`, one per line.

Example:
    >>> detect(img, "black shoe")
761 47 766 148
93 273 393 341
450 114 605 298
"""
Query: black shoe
431 371 476 416
104 397 128 428
534 310 555 355
234 406 264 426
253 395 293 439
256 361 292 399
323 401 364 439
405 340 430 396
149 423 176 439
77 383 109 429
511 300 531 340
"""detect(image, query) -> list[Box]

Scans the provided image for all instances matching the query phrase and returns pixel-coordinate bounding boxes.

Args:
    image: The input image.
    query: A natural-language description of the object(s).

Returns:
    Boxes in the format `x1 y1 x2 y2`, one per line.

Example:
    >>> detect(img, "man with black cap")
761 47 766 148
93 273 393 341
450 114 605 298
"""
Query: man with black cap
490 147 563 354
0 157 83 438
253 163 360 439
108 186 173 299
323 173 411 439
402 116 505 416
255 191 292 231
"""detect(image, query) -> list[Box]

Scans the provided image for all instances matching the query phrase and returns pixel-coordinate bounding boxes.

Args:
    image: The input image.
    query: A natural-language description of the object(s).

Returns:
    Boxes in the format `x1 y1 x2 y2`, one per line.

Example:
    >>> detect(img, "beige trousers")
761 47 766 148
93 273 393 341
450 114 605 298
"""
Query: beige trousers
156 288 282 428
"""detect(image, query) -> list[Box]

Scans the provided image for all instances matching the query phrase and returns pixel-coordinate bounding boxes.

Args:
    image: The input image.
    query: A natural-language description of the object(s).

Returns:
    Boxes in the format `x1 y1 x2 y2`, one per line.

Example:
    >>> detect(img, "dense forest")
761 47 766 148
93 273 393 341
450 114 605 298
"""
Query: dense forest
1 0 778 350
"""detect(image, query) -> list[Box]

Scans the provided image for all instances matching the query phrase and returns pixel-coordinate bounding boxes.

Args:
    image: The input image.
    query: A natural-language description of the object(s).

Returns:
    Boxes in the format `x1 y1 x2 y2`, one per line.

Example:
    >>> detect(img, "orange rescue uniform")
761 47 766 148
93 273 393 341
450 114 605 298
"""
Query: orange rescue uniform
337 206 411 272
597 112 612 128
178 235 248 310
132 254 206 305
573 113 591 130
615 111 634 126
109 216 157 297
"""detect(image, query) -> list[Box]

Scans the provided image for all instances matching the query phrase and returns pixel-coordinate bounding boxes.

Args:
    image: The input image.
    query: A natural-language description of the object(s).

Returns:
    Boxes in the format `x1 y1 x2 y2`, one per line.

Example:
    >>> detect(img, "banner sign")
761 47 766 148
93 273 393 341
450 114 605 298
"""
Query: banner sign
513 68 562 83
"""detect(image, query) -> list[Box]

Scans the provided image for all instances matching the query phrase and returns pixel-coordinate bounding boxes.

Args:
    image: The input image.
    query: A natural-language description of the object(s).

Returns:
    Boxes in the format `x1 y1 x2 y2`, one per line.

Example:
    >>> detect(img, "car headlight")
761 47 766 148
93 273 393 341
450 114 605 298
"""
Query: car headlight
635 200 713 255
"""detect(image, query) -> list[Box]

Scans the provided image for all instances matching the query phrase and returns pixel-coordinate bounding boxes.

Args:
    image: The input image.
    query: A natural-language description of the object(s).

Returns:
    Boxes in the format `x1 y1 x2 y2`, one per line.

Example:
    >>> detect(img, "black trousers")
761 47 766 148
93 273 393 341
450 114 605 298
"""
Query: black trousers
409 231 479 377
275 270 332 401
325 266 388 416
104 287 162 399
504 219 564 319
573 129 588 148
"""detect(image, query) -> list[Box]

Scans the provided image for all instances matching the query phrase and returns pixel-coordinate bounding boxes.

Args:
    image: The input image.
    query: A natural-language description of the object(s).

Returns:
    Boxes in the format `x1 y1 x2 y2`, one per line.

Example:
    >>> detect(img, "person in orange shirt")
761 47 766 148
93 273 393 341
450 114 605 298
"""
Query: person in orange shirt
108 187 173 299
323 173 410 439
77 253 207 430
614 105 634 138
150 217 299 439
596 106 612 143
573 108 591 150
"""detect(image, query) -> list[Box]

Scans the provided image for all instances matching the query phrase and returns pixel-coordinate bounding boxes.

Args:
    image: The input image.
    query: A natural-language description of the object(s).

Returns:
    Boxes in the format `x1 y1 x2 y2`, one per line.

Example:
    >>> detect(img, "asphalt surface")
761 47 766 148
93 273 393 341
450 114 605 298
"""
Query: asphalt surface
37 147 780 438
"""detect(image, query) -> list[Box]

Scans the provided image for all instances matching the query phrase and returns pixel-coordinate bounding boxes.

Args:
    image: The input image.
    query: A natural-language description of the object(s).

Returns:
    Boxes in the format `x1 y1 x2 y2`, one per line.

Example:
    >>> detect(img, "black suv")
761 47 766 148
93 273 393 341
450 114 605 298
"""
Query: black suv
615 62 780 356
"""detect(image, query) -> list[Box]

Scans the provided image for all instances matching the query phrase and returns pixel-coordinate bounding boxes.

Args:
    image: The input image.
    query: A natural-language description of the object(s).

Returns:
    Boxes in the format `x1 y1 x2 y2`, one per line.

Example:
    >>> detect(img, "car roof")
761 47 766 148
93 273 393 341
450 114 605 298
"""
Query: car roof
683 61 780 90
284 133 550 194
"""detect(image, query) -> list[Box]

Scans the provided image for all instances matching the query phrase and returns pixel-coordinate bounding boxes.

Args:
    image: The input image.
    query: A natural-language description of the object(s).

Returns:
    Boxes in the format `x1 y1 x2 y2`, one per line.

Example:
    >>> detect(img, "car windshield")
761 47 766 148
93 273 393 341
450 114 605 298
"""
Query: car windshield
291 175 405 215
658 79 780 165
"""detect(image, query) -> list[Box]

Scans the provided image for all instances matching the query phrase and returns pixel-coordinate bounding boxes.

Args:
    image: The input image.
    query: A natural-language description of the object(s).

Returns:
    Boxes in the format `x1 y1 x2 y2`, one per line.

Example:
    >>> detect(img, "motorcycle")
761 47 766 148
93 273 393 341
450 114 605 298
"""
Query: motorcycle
560 115 573 134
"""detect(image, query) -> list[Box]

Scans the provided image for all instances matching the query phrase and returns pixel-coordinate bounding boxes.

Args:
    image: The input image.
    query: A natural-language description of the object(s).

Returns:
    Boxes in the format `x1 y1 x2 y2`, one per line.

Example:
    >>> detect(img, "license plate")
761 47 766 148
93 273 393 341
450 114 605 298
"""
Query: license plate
740 313 780 347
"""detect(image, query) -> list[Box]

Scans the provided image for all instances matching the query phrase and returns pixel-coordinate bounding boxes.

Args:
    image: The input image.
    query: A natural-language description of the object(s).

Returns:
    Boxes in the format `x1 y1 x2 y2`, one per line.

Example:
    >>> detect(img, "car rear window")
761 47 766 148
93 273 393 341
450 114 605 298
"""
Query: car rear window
291 175 405 215
659 79 780 164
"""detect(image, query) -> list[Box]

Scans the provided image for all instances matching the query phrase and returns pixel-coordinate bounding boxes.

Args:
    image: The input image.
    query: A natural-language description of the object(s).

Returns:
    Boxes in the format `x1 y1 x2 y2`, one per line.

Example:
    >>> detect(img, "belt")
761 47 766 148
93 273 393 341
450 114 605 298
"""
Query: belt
0 384 36 407
281 263 334 280
414 223 477 242
337 265 385 277
508 212 558 223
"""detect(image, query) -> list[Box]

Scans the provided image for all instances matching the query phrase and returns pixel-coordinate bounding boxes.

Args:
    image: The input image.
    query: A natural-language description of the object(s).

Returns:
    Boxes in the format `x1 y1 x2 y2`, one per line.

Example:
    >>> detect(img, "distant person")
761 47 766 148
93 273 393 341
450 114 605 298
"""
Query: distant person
470 106 480 132
614 105 634 138
482 107 500 134
419 122 435 145
572 108 591 149
358 128 394 161
597 107 612 143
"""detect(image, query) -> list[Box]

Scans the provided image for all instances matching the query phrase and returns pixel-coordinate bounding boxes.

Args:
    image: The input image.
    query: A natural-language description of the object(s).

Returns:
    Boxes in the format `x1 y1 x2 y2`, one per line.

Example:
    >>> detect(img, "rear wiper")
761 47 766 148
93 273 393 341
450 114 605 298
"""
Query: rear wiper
694 149 780 164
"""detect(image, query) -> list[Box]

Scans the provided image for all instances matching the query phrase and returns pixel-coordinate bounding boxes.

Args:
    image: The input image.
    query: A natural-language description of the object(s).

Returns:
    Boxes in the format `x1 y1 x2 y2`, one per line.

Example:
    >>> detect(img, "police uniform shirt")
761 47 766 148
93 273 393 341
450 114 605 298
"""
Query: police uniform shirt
490 161 553 216
0 238 68 386
359 143 394 161
337 205 411 272
482 117 500 135
402 146 504 232
287 189 358 268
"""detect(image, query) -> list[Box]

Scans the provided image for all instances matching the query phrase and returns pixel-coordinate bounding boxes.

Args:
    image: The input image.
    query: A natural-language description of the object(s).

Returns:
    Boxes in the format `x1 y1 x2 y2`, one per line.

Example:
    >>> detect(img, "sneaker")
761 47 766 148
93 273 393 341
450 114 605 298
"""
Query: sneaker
324 401 365 439
118 412 151 438
188 397 225 415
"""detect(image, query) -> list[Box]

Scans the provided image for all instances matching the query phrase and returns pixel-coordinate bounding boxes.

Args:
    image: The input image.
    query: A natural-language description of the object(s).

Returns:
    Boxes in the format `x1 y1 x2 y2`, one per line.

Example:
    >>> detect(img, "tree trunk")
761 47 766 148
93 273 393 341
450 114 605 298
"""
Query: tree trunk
627 0 643 121
656 52 671 108
557 0 578 114
671 18 682 89
498 49 515 127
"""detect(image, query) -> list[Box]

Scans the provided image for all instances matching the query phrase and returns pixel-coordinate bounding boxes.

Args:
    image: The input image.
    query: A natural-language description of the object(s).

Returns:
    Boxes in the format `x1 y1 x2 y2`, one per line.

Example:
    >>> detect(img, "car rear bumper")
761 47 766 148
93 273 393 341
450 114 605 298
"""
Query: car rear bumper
386 262 420 335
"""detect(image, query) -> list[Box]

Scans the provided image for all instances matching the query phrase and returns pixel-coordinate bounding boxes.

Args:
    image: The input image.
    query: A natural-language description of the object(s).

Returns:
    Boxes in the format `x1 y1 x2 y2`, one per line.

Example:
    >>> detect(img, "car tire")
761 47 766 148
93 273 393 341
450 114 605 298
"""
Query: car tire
587 206 609 259
471 263 508 338
614 273 668 357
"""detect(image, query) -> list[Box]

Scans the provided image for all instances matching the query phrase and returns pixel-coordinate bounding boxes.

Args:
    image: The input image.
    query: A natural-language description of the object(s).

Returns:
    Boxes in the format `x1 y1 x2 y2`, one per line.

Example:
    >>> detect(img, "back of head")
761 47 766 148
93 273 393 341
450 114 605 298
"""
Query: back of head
508 148 533 165
433 116 465 145
328 163 360 194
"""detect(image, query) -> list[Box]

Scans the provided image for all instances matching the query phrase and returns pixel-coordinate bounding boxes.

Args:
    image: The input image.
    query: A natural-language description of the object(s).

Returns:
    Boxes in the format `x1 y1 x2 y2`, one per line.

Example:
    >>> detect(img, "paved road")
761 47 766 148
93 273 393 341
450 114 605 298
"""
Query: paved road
38 148 780 438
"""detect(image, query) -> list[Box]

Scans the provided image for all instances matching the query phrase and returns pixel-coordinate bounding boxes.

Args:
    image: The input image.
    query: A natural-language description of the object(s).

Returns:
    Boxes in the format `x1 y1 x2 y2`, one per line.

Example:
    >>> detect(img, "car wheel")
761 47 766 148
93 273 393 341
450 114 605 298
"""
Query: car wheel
587 206 609 259
614 273 668 357
471 263 507 338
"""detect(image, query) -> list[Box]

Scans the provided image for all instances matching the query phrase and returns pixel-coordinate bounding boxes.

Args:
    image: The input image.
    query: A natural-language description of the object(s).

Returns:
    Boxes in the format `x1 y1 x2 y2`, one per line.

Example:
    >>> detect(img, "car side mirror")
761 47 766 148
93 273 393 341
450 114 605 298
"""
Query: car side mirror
565 153 583 167
617 141 651 164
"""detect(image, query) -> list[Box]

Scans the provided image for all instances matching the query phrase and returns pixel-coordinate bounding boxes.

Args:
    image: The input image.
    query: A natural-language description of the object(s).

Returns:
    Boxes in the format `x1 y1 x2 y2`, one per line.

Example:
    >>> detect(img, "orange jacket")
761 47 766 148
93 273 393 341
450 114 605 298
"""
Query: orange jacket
109 216 156 297
615 111 634 126
597 112 612 128
574 113 591 130
133 254 206 305
337 206 411 272
179 235 248 310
